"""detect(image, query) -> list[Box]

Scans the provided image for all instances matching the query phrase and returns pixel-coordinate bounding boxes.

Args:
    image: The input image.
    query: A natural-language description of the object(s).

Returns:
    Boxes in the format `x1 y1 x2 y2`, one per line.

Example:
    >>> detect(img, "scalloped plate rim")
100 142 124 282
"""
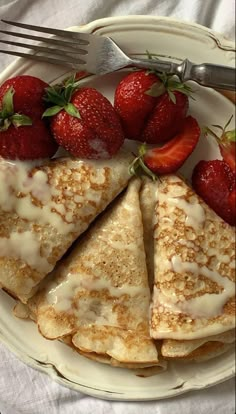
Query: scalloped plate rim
0 15 235 401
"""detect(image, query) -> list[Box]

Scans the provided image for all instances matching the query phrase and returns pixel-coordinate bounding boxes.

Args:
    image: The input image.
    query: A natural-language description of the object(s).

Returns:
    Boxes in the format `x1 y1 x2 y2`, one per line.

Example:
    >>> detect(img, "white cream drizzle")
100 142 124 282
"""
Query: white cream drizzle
167 197 205 230
45 271 150 328
0 231 52 272
0 159 50 210
46 272 150 309
0 152 132 239
155 258 235 319
0 158 74 234
171 256 199 275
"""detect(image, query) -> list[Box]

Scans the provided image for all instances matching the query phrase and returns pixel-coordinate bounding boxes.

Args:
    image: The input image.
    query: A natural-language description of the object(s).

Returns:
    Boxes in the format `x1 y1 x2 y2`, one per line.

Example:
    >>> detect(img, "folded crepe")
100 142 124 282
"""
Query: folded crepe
61 335 167 370
161 330 235 362
29 178 161 367
139 178 158 289
0 151 132 303
150 175 235 341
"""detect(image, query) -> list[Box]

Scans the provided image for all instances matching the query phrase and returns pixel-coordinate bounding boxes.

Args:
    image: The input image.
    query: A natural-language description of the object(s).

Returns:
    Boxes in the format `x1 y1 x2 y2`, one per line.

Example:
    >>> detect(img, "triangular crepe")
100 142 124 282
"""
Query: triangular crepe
161 330 235 362
0 151 132 303
139 178 158 289
30 179 160 367
150 175 235 341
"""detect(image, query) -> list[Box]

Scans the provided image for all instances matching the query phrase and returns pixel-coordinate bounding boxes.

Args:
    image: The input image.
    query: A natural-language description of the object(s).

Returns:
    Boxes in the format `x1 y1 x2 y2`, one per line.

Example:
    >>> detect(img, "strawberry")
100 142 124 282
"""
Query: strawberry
44 76 124 159
0 118 58 160
0 77 58 160
130 116 200 177
114 70 161 140
0 75 49 117
141 91 189 144
114 67 191 143
204 115 236 173
228 186 236 219
192 159 236 226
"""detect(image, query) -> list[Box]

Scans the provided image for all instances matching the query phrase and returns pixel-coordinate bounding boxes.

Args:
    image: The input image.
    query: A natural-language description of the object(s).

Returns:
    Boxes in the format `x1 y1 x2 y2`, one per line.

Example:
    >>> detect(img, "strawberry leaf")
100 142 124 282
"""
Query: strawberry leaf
42 105 62 117
139 157 158 181
64 103 81 118
1 87 14 117
0 118 11 132
43 74 82 118
146 82 165 97
144 51 194 101
44 86 66 106
11 114 32 127
212 124 224 132
0 87 33 131
64 84 74 102
225 130 236 142
203 126 219 140
224 114 234 131
129 144 158 181
167 90 176 104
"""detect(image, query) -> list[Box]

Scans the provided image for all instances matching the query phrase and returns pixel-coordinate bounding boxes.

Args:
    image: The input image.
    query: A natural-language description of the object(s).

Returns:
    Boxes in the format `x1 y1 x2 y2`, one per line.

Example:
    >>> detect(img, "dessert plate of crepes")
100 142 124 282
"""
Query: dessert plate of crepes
0 16 235 401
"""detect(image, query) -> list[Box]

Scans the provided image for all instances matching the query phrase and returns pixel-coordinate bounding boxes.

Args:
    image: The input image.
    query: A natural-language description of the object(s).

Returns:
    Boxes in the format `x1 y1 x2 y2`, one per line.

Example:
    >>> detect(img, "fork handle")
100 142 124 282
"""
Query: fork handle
178 59 236 91
130 58 235 91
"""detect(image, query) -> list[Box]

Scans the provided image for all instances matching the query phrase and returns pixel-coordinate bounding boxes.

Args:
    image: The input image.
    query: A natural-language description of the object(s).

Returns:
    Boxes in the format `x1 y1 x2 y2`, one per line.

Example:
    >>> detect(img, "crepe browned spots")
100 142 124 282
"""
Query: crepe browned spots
0 151 132 303
29 179 161 367
150 175 235 341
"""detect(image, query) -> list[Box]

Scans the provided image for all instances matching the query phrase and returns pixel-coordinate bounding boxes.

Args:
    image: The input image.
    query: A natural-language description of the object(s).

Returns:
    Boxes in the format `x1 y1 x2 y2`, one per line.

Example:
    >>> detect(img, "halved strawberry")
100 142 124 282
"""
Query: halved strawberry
130 116 200 177
204 115 236 173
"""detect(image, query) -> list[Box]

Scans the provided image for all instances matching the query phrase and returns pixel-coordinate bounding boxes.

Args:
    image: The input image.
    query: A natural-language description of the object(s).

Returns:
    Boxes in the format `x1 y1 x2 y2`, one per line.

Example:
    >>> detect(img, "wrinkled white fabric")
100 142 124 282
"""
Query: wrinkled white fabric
0 1 235 413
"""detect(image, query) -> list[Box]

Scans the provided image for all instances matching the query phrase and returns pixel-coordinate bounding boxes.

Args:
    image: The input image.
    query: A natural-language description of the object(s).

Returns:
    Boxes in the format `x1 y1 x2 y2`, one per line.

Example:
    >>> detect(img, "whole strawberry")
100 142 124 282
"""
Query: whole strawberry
114 70 160 140
204 115 236 173
0 76 58 160
44 76 125 159
0 75 49 117
114 68 191 143
192 159 236 226
0 118 58 160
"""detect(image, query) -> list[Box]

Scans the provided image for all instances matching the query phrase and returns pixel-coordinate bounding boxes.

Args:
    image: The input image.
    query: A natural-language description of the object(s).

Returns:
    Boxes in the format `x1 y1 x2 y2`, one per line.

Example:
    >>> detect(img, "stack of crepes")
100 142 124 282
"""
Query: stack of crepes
0 151 235 370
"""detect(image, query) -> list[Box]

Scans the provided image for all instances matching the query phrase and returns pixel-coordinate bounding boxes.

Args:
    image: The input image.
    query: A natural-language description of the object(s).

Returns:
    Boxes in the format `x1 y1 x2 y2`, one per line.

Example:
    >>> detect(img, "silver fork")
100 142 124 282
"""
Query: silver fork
0 19 235 90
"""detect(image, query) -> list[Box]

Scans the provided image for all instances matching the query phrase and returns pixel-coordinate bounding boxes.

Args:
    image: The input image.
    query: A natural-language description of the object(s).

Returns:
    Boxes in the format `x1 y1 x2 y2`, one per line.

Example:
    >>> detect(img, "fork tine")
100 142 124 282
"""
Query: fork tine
0 29 88 52
0 49 86 69
0 39 87 60
1 20 90 44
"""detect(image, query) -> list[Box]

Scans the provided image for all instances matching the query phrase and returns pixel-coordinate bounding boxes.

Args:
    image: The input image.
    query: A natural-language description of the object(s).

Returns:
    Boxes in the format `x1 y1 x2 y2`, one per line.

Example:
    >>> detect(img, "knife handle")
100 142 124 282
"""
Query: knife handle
180 59 236 91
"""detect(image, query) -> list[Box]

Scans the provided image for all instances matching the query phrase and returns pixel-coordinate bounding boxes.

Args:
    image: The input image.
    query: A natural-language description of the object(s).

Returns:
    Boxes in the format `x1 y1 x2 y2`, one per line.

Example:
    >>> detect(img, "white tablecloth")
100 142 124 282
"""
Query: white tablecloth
0 1 235 413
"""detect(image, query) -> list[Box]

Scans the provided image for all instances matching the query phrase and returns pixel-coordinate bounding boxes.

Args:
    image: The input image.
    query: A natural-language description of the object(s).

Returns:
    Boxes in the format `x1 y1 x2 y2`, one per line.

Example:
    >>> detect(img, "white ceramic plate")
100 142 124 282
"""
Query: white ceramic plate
0 16 235 401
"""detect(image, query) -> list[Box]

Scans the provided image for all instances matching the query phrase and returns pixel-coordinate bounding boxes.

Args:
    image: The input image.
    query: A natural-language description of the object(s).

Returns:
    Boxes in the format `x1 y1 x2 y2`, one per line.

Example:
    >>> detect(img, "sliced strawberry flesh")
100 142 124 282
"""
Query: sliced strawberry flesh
144 116 200 174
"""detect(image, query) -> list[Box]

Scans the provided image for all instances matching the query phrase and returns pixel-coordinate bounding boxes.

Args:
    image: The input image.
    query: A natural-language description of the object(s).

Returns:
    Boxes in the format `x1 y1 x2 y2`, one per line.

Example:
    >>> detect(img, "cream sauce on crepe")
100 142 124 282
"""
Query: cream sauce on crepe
0 151 133 302
150 175 235 340
32 179 159 367
46 270 150 327
0 158 107 234
0 231 51 273
168 197 206 230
